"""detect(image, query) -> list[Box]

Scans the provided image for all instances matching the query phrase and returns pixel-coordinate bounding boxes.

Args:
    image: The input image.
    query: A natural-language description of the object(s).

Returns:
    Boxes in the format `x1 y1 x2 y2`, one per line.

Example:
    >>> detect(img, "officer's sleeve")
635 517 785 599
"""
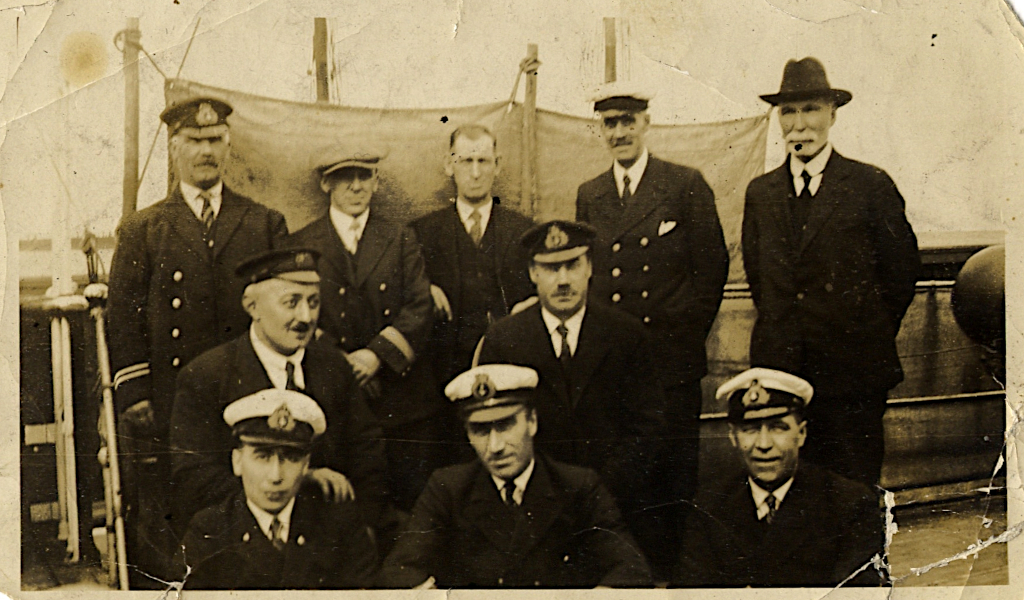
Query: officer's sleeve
379 472 450 588
106 215 153 414
835 487 888 586
741 184 763 307
662 172 729 337
583 472 653 587
574 184 590 222
324 503 380 589
366 226 433 375
868 172 920 329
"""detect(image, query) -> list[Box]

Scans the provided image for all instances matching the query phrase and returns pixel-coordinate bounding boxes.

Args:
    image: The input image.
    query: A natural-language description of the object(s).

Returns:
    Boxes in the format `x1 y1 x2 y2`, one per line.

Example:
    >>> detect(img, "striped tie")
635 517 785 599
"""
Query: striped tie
764 494 778 524
620 175 632 206
468 209 483 246
200 192 215 232
269 516 285 551
503 480 518 508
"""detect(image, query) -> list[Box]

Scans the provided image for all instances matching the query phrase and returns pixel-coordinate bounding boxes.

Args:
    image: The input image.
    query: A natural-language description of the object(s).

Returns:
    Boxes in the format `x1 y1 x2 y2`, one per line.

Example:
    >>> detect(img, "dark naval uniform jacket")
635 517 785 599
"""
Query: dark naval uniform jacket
476 302 667 510
169 334 386 534
289 211 439 427
182 486 378 589
410 202 535 383
674 462 886 587
576 156 728 387
106 185 288 431
380 455 651 589
742 151 919 396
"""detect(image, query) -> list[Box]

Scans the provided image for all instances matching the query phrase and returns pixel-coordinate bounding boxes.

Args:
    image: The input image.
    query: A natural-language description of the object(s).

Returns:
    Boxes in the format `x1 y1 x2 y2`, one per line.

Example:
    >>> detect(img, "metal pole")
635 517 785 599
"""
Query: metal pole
603 17 616 83
122 17 141 219
59 316 80 562
50 318 68 546
313 18 330 102
522 44 539 216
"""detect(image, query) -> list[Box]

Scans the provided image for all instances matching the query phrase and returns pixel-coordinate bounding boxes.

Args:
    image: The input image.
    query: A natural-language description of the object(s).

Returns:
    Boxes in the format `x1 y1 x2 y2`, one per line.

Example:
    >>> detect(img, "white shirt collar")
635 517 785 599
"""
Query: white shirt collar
180 180 223 220
249 325 306 390
612 147 650 197
748 475 795 521
491 458 536 506
789 143 833 197
329 205 370 253
246 496 296 543
540 305 586 358
455 197 494 238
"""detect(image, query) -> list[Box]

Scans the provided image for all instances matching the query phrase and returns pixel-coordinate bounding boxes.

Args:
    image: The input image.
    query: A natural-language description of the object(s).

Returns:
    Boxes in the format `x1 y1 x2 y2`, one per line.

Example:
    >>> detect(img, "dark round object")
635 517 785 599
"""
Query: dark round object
951 245 1004 351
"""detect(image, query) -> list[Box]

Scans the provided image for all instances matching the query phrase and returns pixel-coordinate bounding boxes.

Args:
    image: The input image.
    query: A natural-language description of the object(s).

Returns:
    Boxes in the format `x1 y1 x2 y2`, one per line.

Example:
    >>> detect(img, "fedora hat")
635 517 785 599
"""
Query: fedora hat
759 57 852 107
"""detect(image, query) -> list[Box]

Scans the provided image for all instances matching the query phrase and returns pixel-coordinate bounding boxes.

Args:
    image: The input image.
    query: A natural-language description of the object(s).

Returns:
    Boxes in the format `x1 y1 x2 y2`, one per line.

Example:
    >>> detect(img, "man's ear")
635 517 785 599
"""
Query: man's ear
241 286 258 320
231 448 243 477
443 153 455 178
528 264 540 285
319 176 333 195
797 420 808 449
527 408 539 437
727 426 739 449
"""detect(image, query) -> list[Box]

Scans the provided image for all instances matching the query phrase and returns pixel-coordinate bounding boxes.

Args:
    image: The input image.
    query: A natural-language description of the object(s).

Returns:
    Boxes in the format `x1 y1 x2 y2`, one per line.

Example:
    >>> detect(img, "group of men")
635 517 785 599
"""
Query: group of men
104 56 919 589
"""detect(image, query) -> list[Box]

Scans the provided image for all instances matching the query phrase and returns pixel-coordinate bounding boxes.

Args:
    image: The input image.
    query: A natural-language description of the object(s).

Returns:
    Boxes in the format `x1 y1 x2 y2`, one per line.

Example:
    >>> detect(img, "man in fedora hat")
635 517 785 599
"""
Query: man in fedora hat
673 368 886 587
106 97 289 584
742 58 919 486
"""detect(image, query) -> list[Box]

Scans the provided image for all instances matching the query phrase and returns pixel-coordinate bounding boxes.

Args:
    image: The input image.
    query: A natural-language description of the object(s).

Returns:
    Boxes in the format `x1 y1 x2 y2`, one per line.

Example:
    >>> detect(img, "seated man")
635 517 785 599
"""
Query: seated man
182 389 378 589
380 364 651 589
674 368 886 587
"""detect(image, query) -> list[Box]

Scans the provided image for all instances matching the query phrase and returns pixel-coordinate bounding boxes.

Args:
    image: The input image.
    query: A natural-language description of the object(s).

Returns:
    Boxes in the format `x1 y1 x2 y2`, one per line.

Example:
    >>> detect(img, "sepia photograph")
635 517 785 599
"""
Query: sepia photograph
1 0 1021 595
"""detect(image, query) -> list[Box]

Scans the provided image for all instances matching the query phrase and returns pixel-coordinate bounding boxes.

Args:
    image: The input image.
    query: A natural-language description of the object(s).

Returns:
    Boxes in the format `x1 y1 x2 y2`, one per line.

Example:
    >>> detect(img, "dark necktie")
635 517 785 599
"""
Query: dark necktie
793 171 814 232
764 494 778 524
620 174 632 206
269 516 285 551
556 323 575 402
503 480 518 508
800 171 813 197
200 192 215 232
468 209 483 246
285 361 300 391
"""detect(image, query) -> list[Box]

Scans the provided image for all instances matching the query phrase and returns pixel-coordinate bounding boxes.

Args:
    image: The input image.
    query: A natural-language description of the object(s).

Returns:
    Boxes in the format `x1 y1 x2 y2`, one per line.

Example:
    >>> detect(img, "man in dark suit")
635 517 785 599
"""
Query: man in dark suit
411 124 534 387
575 84 729 570
289 148 443 512
105 97 288 583
170 249 386 540
742 58 920 485
675 368 886 587
381 364 651 589
476 220 666 567
182 388 378 589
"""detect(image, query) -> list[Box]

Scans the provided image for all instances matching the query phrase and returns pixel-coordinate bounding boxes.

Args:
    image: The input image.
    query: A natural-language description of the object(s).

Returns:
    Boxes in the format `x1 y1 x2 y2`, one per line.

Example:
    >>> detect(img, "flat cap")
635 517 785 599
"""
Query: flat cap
224 389 327 448
717 368 813 424
235 248 321 285
445 364 538 422
318 145 389 177
161 97 233 136
589 81 655 112
519 220 596 264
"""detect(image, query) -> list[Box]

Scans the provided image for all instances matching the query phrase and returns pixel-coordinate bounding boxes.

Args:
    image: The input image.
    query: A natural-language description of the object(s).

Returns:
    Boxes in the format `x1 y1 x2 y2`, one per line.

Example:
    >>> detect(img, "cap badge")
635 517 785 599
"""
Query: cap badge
196 102 218 126
296 252 314 269
472 374 496 402
545 225 569 250
268 404 295 432
742 380 768 407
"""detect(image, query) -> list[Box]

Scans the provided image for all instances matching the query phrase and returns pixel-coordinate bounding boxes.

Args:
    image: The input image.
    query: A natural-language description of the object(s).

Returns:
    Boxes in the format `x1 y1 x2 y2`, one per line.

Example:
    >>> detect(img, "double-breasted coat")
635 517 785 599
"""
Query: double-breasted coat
289 212 440 427
169 334 386 534
410 202 535 383
674 462 885 587
576 156 729 388
741 151 920 396
106 186 288 430
380 455 651 589
182 487 378 589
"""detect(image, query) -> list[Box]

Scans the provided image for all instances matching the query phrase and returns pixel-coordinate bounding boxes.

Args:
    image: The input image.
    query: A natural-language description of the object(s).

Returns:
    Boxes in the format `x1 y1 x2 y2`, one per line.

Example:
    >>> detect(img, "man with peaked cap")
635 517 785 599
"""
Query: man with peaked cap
742 58 919 486
674 368 886 587
170 248 386 547
182 389 378 589
105 97 289 585
574 82 729 575
290 147 444 513
476 220 667 570
380 364 651 589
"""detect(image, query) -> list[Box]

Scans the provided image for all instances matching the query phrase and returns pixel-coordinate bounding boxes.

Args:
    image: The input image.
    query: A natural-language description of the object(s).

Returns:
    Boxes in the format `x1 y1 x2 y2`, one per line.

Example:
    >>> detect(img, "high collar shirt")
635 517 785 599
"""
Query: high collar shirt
329 206 370 255
540 305 586 358
491 458 536 506
455 197 494 238
180 180 223 221
749 475 795 521
612 147 650 198
789 142 833 197
246 497 296 543
249 325 306 391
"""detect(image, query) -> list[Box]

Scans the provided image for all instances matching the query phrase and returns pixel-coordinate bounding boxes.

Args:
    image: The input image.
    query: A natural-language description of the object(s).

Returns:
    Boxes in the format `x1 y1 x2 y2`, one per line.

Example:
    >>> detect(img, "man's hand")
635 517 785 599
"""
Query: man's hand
306 468 355 503
413 576 437 590
346 349 381 386
430 284 453 322
121 400 155 430
510 296 538 315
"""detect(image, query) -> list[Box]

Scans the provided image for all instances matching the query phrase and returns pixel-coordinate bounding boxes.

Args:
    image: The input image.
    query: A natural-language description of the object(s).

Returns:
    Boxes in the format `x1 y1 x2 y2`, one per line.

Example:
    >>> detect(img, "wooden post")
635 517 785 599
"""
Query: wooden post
522 44 539 215
122 18 140 219
313 18 330 102
603 17 616 83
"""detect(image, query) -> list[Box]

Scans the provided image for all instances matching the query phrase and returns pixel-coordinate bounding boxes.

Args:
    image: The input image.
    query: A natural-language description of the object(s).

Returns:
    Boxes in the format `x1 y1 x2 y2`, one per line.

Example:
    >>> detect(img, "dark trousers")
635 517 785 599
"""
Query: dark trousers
800 389 888 487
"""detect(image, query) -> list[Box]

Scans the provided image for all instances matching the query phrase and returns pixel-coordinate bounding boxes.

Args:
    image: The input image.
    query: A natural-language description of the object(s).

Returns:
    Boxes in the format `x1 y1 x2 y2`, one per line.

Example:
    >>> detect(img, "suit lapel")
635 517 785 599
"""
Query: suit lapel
512 458 567 559
353 212 395 287
609 158 668 240
212 187 251 259
798 153 847 254
463 465 517 551
567 307 612 409
226 336 276 400
487 202 512 277
313 218 355 288
764 469 820 550
443 207 463 314
165 189 214 261
525 307 572 407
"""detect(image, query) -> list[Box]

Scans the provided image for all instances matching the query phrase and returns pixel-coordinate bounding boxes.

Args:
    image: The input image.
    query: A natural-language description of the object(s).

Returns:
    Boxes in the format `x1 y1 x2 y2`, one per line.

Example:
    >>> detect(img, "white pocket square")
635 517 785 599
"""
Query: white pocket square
658 221 677 236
